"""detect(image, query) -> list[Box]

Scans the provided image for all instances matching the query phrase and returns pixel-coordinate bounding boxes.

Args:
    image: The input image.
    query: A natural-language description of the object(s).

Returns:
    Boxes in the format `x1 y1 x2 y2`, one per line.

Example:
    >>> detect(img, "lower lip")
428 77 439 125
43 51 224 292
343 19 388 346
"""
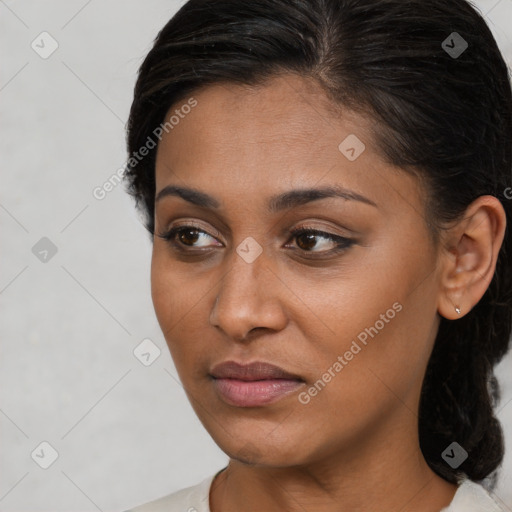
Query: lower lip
212 378 304 407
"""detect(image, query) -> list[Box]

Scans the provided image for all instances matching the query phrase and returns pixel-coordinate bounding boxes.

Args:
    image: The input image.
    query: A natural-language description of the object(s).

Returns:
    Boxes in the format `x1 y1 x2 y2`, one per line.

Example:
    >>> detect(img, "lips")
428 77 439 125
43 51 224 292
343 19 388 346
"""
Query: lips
210 360 303 381
210 360 305 407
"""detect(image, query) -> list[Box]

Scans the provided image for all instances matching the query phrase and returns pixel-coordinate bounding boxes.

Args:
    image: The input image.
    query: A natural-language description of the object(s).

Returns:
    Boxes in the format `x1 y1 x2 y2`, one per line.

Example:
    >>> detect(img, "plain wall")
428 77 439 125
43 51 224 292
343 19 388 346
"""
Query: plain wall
1 0 511 510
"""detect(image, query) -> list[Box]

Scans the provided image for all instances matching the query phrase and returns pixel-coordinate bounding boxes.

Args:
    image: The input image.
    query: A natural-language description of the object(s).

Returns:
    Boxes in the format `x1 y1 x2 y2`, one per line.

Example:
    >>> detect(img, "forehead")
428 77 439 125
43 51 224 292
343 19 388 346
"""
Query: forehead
156 75 374 180
154 74 424 222
164 75 363 152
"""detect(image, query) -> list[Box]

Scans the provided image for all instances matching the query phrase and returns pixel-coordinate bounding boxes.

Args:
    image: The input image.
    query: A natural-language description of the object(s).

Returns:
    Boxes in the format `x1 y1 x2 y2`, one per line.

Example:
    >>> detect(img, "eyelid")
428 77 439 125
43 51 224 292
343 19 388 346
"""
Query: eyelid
290 221 353 239
157 221 355 256
160 220 349 243
166 220 223 240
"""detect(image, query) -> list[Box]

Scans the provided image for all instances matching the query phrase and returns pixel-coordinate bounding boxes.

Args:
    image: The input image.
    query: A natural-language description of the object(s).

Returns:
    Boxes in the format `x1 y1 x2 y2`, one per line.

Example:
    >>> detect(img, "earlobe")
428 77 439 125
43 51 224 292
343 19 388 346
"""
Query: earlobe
438 279 466 320
437 195 507 321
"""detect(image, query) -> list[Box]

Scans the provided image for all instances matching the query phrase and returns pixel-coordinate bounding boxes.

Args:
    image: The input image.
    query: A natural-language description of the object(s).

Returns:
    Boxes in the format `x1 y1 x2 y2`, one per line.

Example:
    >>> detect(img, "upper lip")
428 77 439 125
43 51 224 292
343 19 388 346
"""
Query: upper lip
210 361 304 381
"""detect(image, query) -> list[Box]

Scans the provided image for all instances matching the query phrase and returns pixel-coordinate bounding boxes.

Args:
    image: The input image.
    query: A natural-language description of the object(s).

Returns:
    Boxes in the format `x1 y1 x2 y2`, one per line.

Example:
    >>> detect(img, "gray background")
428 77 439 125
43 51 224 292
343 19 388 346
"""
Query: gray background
1 1 511 510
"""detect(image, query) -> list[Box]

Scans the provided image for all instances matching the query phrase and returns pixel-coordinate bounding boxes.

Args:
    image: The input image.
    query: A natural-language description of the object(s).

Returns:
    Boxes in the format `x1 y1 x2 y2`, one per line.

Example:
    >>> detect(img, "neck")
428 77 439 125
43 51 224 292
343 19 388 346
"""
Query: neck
209 411 458 512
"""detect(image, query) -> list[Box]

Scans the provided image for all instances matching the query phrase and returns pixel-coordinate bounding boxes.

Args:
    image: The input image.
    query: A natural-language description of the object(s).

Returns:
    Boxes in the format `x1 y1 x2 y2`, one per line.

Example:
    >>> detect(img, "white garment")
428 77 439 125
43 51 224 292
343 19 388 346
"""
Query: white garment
126 469 505 512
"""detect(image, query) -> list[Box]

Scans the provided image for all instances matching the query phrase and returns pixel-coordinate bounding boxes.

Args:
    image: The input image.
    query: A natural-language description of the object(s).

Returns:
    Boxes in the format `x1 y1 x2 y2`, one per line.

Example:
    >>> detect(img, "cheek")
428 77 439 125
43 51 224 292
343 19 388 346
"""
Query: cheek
283 252 403 358
150 247 216 373
289 305 426 448
151 250 196 345
292 245 436 405
150 252 175 330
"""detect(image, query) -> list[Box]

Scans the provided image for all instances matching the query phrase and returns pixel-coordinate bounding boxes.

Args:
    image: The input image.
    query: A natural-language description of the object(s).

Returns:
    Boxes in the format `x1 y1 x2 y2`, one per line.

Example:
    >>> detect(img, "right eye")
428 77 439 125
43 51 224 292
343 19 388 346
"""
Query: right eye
156 224 223 250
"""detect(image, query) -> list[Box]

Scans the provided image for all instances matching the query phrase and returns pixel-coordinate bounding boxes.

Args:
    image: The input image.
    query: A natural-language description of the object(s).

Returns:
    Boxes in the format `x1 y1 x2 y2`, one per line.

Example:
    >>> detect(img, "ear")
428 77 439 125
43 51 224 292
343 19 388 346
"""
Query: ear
437 195 507 320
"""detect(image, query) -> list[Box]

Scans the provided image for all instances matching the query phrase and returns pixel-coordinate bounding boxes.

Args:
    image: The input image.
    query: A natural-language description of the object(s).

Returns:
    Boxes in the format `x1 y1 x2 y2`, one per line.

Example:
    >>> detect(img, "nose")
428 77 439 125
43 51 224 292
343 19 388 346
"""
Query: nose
209 248 288 342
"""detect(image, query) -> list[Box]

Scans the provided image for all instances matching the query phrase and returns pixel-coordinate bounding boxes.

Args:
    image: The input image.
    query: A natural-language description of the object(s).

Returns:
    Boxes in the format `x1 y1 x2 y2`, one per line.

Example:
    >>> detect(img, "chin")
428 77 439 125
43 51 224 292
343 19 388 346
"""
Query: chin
213 428 311 467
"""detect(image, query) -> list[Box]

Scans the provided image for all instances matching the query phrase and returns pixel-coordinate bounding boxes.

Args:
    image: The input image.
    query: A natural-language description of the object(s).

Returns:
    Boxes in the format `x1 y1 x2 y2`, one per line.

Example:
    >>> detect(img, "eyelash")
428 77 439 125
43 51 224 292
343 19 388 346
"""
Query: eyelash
156 223 355 256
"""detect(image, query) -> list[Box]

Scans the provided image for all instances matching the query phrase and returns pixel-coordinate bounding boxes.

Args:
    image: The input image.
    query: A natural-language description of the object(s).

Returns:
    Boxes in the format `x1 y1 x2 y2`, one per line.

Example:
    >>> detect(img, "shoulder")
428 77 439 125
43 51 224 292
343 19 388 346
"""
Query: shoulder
442 479 505 512
124 469 223 512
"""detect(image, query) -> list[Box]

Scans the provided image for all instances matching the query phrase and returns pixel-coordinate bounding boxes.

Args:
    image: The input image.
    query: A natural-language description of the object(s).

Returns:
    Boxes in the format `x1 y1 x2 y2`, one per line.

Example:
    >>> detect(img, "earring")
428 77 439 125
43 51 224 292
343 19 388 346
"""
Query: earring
455 306 461 315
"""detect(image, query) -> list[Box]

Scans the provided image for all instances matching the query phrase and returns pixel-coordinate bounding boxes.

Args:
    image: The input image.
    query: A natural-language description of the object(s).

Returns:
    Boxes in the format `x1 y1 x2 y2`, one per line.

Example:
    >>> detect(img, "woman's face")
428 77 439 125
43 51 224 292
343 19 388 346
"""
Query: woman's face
151 74 444 467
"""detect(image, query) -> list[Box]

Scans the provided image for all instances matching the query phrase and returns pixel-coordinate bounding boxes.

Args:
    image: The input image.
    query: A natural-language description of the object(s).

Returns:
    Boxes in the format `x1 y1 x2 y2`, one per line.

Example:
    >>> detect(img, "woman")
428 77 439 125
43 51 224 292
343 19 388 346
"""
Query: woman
123 0 511 510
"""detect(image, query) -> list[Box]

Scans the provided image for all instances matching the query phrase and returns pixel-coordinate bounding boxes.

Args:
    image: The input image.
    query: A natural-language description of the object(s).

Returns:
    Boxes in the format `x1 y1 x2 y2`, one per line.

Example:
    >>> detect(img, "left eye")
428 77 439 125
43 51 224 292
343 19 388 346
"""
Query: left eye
287 228 354 253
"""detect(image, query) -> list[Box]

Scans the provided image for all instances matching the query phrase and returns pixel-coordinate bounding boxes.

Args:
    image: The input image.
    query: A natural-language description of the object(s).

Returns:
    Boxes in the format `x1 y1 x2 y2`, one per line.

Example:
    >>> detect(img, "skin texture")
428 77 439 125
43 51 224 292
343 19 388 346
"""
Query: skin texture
150 74 506 512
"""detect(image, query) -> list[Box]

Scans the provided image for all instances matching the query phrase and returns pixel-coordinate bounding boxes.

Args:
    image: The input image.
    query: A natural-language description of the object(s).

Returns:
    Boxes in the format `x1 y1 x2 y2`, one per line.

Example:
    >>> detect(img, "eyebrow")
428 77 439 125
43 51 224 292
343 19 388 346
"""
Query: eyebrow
155 184 378 212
